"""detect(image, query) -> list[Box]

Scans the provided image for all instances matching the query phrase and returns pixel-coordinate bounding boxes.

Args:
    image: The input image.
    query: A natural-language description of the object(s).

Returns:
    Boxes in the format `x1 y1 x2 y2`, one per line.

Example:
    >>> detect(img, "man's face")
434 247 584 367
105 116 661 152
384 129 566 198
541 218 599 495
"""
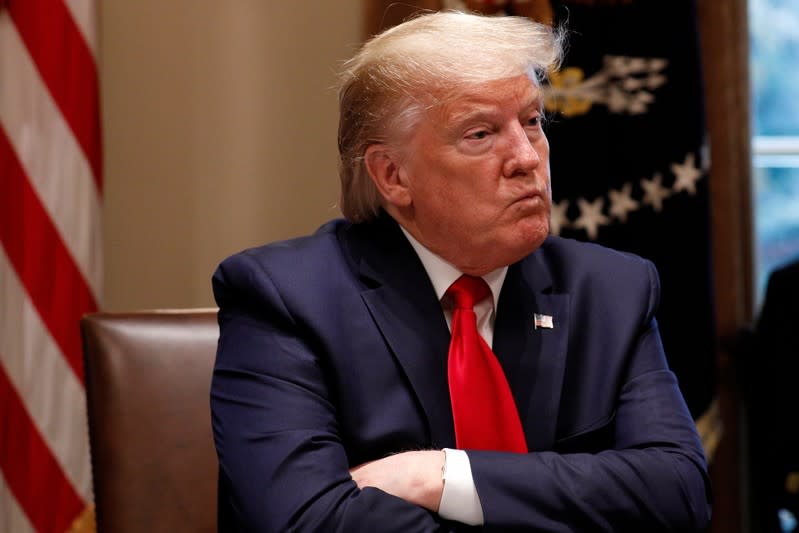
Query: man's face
397 74 552 275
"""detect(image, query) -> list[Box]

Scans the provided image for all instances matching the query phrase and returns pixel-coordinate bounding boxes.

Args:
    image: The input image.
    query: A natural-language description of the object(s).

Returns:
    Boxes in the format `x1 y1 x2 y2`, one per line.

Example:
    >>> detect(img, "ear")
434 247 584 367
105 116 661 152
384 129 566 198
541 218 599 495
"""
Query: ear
364 144 412 208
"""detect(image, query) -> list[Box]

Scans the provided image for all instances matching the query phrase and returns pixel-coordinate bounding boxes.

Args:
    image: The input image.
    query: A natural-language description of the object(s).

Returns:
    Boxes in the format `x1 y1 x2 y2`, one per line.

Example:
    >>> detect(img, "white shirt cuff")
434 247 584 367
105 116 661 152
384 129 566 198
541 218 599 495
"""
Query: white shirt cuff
438 448 484 526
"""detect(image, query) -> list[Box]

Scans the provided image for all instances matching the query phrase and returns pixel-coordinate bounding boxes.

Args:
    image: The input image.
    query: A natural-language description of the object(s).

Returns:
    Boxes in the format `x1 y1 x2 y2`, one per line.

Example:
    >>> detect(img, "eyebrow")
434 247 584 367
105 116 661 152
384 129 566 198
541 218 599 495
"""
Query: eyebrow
445 97 544 130
447 107 498 128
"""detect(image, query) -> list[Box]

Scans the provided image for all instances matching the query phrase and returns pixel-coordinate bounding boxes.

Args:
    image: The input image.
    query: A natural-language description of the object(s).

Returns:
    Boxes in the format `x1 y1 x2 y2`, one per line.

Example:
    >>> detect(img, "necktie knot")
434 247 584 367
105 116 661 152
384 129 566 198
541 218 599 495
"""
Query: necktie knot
446 275 491 310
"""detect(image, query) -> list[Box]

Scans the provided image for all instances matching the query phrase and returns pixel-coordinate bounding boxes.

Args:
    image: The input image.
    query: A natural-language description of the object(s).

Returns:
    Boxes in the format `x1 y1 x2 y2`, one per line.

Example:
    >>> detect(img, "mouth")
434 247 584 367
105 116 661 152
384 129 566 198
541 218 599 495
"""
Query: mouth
507 190 550 218
512 191 545 207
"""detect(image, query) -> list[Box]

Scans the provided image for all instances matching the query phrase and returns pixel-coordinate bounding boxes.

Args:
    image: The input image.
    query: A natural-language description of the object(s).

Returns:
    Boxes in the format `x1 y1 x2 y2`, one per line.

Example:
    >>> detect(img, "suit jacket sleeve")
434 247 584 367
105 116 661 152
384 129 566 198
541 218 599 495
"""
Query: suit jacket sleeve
210 250 466 532
467 258 712 532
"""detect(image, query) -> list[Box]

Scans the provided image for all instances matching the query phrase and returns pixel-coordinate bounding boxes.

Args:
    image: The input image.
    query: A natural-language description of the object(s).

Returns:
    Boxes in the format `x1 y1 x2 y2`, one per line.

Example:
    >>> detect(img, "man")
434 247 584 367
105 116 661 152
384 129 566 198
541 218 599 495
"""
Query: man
211 11 711 532
749 259 799 532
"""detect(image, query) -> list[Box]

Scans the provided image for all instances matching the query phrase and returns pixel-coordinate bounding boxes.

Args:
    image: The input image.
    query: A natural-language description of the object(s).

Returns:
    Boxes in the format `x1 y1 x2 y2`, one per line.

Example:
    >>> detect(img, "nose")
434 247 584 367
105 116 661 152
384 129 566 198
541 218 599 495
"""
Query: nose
501 122 541 178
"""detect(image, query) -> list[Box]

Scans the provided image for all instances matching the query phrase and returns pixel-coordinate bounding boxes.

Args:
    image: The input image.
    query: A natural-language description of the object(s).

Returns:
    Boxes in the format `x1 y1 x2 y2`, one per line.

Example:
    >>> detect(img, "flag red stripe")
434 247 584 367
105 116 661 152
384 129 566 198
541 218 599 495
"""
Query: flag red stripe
7 0 102 191
0 363 84 533
0 126 97 384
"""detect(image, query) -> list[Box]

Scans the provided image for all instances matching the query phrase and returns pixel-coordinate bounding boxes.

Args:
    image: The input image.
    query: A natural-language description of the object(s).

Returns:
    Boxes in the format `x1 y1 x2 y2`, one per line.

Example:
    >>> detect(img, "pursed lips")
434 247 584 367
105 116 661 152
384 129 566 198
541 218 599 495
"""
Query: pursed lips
511 189 545 206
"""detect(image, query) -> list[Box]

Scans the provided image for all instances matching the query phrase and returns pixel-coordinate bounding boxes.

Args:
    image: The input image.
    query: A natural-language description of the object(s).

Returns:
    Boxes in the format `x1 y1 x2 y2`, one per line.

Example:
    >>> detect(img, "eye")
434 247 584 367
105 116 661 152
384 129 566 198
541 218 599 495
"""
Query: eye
526 115 541 127
466 129 489 140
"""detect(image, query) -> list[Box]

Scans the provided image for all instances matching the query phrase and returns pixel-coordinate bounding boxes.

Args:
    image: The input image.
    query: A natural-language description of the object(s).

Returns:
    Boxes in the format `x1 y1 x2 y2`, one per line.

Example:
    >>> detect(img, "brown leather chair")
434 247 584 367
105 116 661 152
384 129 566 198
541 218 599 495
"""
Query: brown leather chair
80 309 219 533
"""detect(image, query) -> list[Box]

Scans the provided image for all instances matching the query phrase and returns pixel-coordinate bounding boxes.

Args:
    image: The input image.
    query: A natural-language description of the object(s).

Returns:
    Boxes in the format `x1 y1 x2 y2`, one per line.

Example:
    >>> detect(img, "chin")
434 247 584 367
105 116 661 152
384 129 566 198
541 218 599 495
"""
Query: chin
520 233 547 257
517 216 549 247
495 229 547 268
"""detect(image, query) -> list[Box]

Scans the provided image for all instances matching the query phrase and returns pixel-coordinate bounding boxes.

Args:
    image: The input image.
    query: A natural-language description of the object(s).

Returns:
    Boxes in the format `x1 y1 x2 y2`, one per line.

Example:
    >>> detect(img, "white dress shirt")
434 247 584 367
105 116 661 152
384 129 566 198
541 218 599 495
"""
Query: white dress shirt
401 228 508 526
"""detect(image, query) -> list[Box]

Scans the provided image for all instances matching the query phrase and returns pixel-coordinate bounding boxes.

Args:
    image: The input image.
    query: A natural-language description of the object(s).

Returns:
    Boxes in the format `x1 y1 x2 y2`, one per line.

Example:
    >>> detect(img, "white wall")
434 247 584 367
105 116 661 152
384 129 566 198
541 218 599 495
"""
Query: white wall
100 1 363 310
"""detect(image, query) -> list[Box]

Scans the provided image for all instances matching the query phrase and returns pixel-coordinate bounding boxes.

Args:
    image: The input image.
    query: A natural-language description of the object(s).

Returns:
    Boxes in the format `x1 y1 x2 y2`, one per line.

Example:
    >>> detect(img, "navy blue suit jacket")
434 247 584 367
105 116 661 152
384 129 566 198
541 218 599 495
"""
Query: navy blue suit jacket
210 214 711 532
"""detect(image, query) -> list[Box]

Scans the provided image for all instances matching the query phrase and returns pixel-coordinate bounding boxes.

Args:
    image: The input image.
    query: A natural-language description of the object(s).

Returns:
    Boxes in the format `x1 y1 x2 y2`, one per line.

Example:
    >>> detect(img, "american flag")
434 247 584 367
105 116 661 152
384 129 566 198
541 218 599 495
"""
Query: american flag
533 313 554 330
0 0 101 531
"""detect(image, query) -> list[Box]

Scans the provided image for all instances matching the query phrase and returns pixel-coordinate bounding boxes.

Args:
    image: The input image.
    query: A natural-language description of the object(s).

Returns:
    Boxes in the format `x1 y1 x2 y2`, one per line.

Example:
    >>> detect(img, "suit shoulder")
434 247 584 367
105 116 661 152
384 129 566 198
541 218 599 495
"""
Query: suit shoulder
767 259 799 291
535 236 659 300
220 218 345 267
535 236 661 324
541 236 656 276
760 259 799 319
213 218 350 292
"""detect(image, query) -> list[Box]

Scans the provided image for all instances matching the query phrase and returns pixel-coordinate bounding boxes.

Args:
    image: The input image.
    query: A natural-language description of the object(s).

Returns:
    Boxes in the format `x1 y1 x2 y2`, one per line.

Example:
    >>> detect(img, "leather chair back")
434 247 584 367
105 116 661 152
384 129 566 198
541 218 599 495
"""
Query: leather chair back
80 309 219 533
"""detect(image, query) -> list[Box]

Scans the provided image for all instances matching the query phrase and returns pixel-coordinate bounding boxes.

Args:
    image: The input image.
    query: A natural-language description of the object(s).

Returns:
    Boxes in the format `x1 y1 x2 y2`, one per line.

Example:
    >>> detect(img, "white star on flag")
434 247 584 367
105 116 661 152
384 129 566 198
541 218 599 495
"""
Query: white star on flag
608 182 639 222
671 153 703 195
640 173 671 212
574 197 609 240
549 198 570 236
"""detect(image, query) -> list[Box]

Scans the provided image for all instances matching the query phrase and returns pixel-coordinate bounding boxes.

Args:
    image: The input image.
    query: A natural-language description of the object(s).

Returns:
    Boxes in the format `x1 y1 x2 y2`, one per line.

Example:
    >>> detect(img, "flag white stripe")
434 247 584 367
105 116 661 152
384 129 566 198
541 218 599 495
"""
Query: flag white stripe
0 248 93 503
63 0 98 56
0 471 36 533
0 12 102 303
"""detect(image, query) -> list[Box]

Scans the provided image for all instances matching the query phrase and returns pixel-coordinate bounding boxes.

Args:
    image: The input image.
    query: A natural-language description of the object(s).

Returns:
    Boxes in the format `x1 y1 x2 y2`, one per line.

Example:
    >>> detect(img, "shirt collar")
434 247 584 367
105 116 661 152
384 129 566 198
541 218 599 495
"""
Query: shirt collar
400 227 507 308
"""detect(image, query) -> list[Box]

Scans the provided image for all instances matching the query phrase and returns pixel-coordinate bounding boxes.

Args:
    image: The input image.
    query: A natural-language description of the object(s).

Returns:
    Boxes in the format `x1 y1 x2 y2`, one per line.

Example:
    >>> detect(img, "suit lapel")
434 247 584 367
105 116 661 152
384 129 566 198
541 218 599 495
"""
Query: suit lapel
342 216 456 448
341 219 570 451
493 249 570 451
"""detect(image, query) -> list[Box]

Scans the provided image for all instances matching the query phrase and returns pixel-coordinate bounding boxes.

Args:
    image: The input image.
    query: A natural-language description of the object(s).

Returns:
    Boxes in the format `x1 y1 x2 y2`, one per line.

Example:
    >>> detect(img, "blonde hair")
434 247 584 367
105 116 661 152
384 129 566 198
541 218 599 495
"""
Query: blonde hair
337 10 564 222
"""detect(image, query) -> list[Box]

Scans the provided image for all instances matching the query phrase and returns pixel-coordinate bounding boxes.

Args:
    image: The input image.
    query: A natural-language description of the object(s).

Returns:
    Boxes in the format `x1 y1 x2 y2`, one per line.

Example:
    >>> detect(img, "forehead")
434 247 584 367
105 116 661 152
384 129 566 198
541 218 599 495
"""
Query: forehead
434 74 541 124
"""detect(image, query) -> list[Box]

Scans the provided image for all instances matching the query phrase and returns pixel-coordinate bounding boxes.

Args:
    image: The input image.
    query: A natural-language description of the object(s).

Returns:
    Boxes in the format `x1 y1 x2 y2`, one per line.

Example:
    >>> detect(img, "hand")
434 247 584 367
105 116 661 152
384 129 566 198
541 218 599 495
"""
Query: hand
349 450 445 512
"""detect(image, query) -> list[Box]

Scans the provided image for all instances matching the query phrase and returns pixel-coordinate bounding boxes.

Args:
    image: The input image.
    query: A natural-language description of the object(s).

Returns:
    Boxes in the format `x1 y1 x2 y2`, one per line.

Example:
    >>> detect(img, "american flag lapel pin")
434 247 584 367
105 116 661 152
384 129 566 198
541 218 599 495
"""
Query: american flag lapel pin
533 313 554 330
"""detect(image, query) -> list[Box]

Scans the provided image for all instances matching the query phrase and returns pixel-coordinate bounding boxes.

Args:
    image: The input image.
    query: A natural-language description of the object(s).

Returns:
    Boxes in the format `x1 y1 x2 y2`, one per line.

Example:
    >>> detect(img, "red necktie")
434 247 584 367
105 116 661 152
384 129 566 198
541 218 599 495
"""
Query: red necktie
446 275 527 453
